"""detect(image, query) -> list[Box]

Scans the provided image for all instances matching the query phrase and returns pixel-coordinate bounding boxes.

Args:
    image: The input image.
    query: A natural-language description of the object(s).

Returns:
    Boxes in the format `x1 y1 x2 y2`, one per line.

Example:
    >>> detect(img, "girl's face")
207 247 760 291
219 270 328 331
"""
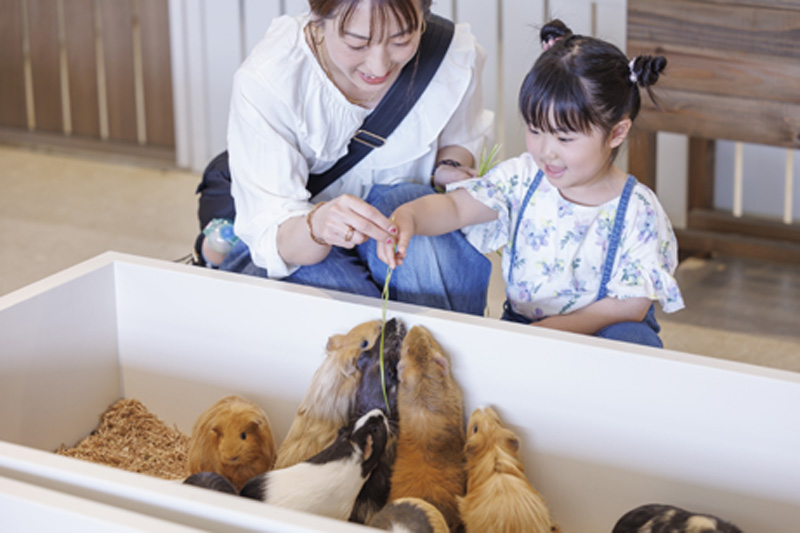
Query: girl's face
320 1 422 104
525 119 630 204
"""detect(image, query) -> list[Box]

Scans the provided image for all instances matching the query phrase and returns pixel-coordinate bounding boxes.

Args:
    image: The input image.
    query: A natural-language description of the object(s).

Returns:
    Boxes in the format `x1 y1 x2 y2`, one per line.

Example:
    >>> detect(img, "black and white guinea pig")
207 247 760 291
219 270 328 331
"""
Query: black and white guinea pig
348 317 405 524
612 504 744 533
367 496 449 533
240 408 389 521
183 471 238 494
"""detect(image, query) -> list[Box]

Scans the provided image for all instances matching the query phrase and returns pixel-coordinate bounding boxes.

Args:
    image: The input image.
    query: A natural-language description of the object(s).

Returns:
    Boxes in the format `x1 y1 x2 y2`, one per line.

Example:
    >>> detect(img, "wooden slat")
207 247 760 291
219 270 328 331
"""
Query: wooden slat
0 0 28 129
627 43 800 104
676 228 800 264
627 126 657 190
637 93 800 149
99 0 137 143
690 0 800 11
139 0 174 148
27 0 63 133
628 0 800 61
687 138 716 211
63 0 100 138
687 209 800 245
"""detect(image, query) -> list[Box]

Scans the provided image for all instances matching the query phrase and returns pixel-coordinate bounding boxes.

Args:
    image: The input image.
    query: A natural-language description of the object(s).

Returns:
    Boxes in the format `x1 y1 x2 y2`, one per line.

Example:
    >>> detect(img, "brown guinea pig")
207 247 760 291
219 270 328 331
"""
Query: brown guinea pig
275 319 383 469
388 324 466 533
367 497 449 533
186 395 276 490
458 406 557 533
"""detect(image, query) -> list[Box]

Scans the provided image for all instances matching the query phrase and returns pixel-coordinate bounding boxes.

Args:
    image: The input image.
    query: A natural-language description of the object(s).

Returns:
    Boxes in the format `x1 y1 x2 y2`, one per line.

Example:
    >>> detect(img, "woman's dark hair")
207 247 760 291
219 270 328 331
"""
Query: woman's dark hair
519 19 667 138
309 0 432 42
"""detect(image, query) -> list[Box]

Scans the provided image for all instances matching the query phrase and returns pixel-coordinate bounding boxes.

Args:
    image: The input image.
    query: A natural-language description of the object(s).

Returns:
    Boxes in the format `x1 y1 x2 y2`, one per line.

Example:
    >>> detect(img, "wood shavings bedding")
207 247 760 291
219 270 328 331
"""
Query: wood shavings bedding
55 398 189 480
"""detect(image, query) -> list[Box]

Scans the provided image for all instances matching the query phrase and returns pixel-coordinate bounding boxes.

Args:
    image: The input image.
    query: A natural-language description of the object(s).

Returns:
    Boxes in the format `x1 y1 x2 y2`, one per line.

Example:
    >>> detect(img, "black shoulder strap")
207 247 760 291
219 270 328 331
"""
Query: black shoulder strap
306 14 455 197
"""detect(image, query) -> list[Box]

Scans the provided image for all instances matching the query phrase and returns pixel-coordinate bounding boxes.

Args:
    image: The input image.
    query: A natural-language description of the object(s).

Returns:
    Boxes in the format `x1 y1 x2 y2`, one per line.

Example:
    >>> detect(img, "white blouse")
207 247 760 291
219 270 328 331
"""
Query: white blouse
227 14 494 278
450 153 685 319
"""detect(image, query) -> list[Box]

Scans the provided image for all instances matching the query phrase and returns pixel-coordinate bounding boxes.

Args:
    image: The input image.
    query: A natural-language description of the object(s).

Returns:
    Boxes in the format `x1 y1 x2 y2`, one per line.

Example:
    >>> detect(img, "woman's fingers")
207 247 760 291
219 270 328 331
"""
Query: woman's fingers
321 194 395 248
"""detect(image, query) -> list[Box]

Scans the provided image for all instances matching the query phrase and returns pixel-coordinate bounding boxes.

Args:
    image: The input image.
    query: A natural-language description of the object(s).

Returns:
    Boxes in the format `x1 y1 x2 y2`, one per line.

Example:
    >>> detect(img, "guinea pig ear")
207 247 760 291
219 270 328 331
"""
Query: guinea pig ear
362 433 374 461
505 435 520 452
433 353 450 373
326 334 344 352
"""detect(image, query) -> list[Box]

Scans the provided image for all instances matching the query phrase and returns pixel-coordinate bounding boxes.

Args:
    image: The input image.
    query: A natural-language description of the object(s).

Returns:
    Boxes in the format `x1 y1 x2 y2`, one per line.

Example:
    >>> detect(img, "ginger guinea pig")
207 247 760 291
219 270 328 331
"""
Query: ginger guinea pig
275 319 384 469
458 406 557 533
186 395 276 490
389 324 466 533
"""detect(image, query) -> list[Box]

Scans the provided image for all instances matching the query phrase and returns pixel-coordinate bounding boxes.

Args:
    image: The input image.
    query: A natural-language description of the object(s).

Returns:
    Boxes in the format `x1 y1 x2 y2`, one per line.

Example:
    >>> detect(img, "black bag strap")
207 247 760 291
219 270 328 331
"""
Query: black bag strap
306 14 455 197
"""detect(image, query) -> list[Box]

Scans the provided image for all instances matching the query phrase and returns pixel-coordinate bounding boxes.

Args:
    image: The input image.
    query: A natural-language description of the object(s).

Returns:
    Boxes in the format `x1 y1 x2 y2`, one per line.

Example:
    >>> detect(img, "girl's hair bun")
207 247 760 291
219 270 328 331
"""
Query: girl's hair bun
540 19 573 49
630 55 668 88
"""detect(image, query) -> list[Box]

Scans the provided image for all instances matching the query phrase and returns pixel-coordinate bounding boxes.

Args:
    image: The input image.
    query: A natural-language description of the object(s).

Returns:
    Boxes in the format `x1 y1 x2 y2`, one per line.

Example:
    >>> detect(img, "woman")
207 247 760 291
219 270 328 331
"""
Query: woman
196 0 494 315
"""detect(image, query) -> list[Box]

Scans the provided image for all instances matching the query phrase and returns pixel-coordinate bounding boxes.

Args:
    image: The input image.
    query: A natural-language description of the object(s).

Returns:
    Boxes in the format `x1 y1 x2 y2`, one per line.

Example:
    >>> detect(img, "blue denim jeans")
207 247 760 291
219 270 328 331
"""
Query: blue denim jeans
219 182 492 316
502 301 663 348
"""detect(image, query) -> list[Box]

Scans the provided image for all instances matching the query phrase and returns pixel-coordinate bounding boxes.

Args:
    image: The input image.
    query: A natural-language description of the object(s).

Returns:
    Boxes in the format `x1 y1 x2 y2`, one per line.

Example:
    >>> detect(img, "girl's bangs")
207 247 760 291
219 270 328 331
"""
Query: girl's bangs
521 68 597 134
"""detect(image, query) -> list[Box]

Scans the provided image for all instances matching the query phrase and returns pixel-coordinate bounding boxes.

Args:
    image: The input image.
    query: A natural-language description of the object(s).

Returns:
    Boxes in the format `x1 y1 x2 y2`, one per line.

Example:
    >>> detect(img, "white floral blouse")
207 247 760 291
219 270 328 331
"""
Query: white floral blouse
449 152 685 320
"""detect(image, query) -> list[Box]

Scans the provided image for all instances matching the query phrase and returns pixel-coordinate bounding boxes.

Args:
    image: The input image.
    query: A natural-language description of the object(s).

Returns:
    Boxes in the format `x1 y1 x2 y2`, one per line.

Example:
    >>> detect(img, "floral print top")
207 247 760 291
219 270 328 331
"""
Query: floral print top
448 152 685 320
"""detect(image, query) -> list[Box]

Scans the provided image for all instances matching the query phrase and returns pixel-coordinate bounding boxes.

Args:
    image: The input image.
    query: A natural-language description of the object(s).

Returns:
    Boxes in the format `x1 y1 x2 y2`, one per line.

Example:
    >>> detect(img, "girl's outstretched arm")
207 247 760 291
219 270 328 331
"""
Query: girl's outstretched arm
533 296 652 335
377 188 495 268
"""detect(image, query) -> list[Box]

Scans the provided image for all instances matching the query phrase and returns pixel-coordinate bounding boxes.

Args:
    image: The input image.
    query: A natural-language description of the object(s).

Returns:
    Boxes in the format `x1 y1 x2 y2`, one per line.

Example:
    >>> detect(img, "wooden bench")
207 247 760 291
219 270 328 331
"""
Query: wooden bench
626 0 800 262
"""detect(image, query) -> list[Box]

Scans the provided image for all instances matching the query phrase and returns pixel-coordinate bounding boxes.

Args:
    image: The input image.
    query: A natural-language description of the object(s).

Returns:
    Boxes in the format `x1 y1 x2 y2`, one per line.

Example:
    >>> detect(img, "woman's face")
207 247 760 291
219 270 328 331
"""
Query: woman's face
320 1 422 103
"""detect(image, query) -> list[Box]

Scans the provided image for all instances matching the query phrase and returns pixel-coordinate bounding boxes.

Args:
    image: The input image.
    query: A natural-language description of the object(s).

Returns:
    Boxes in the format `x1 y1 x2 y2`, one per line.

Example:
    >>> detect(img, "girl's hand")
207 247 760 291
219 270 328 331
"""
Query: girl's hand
311 194 395 248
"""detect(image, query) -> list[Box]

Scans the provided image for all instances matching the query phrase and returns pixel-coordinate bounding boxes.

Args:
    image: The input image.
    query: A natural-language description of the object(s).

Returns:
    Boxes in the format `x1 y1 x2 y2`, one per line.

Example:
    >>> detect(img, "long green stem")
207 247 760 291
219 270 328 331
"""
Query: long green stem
379 266 393 413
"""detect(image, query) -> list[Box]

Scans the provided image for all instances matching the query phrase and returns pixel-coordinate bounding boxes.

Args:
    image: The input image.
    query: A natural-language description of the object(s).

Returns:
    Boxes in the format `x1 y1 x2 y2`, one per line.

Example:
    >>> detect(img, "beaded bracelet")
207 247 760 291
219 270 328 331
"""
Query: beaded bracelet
430 158 462 189
306 201 329 246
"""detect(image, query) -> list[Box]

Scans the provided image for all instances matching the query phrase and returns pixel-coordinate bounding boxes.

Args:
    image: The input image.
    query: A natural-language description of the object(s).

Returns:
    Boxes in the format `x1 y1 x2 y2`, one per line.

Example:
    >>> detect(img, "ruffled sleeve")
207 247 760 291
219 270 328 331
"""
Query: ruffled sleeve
606 183 685 313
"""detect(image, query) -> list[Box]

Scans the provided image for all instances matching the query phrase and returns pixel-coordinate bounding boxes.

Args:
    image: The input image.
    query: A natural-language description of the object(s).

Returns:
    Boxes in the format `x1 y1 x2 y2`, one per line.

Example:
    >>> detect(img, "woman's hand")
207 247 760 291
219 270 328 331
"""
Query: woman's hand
311 194 396 248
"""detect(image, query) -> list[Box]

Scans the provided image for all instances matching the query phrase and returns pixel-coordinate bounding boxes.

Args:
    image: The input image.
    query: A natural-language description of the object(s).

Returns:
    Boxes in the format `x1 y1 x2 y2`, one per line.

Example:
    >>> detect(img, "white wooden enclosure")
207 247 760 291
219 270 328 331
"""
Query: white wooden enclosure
167 0 799 228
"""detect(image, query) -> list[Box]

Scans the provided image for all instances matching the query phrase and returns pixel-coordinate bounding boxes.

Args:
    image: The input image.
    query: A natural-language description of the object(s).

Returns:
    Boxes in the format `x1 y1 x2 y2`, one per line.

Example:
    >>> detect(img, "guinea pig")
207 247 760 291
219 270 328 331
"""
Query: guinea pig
612 504 744 533
183 471 238 494
389 324 466 533
275 319 385 469
367 496 449 533
458 406 557 533
240 408 389 521
186 395 276 490
349 317 406 524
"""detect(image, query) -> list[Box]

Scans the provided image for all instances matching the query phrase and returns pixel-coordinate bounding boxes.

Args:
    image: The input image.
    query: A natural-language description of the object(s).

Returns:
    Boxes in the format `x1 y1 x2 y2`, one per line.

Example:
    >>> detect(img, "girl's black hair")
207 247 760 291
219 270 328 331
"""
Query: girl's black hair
519 19 667 138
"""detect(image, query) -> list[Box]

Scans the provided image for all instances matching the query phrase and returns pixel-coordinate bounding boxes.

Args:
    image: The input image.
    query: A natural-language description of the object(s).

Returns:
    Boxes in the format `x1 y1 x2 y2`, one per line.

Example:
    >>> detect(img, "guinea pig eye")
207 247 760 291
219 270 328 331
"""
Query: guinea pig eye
360 339 369 349
240 431 247 440
472 424 478 434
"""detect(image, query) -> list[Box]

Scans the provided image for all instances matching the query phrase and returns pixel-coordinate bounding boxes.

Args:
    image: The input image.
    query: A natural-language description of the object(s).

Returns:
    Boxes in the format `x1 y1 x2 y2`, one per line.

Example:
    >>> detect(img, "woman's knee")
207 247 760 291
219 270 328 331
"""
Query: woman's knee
366 182 434 215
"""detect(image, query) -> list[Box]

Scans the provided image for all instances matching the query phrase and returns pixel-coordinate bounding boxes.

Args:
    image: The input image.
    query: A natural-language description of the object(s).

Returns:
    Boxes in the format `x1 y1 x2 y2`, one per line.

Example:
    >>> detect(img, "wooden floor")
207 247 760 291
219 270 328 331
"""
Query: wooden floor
1 144 798 374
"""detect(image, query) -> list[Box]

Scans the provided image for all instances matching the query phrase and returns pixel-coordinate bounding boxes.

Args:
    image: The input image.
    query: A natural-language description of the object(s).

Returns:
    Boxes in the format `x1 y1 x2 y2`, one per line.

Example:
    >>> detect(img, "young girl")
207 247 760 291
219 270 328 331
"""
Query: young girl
378 19 684 347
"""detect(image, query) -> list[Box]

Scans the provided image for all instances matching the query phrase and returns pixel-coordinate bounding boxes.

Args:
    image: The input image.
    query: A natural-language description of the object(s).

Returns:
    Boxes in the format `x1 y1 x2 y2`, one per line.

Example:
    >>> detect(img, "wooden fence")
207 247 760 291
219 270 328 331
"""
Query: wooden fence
0 0 174 159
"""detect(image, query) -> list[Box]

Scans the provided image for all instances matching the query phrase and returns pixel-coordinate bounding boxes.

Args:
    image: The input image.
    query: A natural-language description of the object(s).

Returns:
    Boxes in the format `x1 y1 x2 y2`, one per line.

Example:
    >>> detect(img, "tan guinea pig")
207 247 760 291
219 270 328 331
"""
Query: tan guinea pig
274 319 383 469
389 324 466 533
458 406 558 533
186 395 276 490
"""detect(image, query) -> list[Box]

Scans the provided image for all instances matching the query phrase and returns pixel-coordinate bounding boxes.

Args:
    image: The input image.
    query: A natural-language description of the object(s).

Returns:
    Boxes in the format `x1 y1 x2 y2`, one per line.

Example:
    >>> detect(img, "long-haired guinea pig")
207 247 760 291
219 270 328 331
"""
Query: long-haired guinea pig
186 395 276 490
612 504 743 533
458 406 557 533
349 317 406 524
275 319 384 469
388 324 466 533
367 496 449 533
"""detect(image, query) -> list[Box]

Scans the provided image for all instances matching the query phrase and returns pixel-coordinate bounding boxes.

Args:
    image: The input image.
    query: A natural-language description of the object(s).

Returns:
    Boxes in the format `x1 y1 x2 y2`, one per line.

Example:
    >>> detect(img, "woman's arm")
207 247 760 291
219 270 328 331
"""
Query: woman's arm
533 296 652 335
378 188 496 268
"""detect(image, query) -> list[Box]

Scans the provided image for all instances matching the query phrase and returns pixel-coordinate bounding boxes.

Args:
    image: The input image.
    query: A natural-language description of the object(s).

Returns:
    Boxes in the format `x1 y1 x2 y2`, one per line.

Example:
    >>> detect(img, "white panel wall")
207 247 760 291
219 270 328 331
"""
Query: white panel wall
168 0 797 227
